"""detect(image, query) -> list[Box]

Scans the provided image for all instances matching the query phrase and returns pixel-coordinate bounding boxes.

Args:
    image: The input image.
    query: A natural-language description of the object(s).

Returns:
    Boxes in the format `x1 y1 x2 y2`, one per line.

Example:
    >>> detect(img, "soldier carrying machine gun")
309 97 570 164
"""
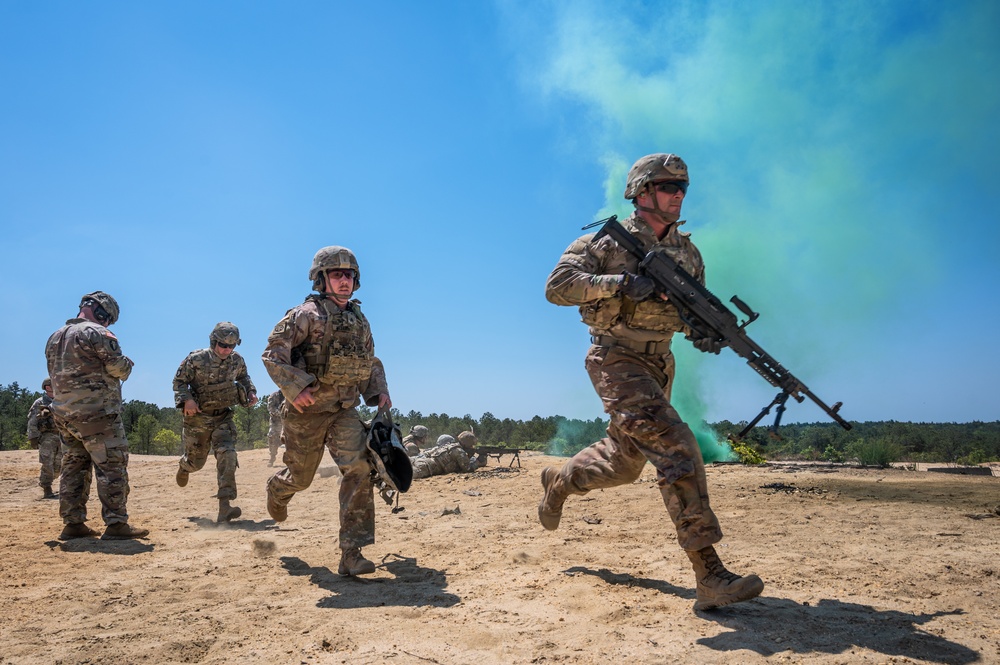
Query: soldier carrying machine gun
584 214 853 441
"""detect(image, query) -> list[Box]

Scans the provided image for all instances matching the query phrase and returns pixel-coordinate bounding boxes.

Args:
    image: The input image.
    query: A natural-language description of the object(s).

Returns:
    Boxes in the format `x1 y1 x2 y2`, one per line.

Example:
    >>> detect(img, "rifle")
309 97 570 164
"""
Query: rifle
476 446 522 467
587 215 852 441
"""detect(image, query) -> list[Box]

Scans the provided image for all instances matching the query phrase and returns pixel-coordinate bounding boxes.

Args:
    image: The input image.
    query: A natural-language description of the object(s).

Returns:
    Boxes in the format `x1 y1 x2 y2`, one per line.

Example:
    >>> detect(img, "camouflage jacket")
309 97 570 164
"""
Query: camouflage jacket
402 434 424 457
262 296 388 411
545 212 705 345
26 394 57 438
414 441 482 474
44 318 133 425
173 348 256 411
267 390 285 418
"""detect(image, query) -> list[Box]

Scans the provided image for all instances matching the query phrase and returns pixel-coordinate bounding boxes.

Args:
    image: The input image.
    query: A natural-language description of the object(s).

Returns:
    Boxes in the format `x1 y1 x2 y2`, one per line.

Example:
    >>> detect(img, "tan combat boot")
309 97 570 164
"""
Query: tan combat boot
339 548 376 576
538 466 569 530
217 499 242 523
266 488 287 522
58 523 100 540
42 484 57 499
101 523 150 541
687 546 764 611
176 467 189 487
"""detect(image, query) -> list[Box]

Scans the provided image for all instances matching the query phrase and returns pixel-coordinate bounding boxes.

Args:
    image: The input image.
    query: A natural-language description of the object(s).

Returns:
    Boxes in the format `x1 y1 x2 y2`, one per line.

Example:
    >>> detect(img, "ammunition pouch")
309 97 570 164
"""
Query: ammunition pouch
579 298 622 329
236 383 250 407
194 382 240 411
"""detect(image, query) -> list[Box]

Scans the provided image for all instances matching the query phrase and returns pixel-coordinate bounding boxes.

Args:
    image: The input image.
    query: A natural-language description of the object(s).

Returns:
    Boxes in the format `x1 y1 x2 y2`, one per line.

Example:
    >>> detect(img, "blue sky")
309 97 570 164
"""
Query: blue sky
2 1 998 428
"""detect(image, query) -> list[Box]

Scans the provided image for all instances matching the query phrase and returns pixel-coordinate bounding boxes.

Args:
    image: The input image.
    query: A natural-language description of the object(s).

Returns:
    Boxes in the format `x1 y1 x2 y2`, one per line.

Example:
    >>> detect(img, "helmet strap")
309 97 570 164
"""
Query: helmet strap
323 271 353 306
635 183 683 227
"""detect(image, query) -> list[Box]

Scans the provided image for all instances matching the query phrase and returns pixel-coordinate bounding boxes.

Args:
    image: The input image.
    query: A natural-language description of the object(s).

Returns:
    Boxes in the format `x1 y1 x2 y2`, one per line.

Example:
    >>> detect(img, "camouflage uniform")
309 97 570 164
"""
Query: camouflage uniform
401 435 421 457
266 390 285 466
544 212 722 551
173 348 256 501
401 425 428 457
410 439 484 479
45 317 135 527
263 295 388 551
26 392 64 491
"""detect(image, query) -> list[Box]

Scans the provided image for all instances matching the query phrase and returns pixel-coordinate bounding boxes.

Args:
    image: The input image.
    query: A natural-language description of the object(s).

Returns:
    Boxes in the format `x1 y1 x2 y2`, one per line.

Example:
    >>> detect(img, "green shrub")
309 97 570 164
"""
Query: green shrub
847 437 900 468
731 442 766 465
822 444 844 463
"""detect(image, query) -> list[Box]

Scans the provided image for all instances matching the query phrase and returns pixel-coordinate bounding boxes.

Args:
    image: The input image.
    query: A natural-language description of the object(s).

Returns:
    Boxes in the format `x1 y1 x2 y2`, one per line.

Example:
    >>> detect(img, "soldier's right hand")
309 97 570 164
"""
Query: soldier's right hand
183 399 202 417
291 385 317 413
619 272 658 301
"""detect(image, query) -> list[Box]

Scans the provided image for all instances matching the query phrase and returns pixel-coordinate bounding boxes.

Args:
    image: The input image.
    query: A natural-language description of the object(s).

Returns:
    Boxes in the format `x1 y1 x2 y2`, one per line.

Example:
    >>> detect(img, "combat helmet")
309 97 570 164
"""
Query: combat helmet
436 434 457 447
309 246 361 292
365 409 413 503
409 425 429 440
624 153 689 200
42 378 52 390
210 322 241 347
457 431 478 450
79 291 120 326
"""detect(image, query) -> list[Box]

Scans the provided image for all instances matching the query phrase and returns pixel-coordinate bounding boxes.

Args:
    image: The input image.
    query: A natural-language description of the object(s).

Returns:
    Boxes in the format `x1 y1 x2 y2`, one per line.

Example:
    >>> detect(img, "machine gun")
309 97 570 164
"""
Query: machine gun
476 446 522 467
587 215 852 441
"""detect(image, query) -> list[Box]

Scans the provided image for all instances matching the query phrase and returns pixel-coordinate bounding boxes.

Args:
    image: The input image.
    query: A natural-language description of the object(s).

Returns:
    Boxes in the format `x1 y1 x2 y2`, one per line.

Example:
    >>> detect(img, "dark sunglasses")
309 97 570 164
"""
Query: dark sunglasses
215 342 235 349
656 181 688 195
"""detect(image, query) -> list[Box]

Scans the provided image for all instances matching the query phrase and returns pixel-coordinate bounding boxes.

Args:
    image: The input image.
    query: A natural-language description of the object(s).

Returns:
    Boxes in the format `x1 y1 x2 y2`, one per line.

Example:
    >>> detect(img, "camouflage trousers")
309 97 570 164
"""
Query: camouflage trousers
267 415 283 463
266 405 374 551
411 456 442 480
554 344 722 551
178 410 239 501
37 432 64 487
55 415 131 526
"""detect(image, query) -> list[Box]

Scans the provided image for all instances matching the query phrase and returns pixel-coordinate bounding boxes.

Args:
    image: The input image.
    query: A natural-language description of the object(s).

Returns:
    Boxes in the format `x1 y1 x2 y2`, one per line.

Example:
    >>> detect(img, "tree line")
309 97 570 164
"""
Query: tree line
2 382 998 464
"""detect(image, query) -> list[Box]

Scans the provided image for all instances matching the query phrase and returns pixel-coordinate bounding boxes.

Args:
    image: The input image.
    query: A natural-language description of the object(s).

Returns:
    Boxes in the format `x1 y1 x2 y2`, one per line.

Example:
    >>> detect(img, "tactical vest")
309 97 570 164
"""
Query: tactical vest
579 231 700 335
194 381 240 411
299 299 373 387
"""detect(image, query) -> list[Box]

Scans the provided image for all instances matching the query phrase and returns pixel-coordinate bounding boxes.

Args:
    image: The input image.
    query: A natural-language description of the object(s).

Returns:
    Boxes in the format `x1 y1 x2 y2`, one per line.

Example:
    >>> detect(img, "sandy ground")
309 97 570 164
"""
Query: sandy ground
2 448 999 665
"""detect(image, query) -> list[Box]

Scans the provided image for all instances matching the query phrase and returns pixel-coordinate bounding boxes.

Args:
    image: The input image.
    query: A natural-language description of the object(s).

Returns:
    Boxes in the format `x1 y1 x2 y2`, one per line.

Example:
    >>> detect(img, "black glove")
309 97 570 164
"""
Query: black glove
686 331 725 355
619 272 657 301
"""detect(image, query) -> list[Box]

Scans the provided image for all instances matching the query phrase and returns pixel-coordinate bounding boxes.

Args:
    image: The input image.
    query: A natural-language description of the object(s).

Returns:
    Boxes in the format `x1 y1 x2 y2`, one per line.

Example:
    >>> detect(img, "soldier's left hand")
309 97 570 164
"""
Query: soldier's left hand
688 333 725 355
377 393 392 410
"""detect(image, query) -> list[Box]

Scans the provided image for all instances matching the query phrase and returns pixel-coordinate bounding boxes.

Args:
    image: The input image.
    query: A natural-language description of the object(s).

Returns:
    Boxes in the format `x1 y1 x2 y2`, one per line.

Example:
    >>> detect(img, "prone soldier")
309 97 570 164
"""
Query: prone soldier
410 431 485 479
402 424 429 457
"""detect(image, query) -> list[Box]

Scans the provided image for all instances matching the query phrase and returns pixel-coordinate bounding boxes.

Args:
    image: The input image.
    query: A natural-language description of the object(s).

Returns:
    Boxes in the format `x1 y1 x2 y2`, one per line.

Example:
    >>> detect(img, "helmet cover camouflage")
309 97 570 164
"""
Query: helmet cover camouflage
436 434 457 447
624 153 689 200
457 431 478 449
79 291 120 325
42 377 52 390
210 322 241 347
410 425 429 439
309 246 361 291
